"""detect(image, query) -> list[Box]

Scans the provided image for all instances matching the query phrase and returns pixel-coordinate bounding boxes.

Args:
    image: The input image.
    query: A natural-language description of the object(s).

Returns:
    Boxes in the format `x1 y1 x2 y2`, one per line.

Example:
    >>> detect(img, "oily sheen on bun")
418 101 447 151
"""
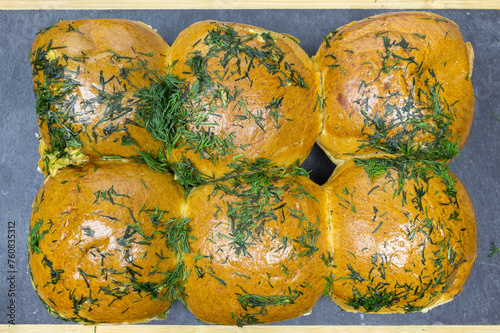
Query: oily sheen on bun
323 157 477 313
182 169 331 325
168 20 322 178
314 11 475 163
30 19 169 176
29 161 187 323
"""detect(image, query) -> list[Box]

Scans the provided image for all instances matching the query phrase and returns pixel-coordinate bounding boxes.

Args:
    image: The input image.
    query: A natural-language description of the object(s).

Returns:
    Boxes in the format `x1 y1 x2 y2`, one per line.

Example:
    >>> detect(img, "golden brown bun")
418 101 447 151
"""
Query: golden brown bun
30 19 169 175
314 12 475 163
169 20 322 177
323 157 477 313
183 174 331 325
29 161 186 324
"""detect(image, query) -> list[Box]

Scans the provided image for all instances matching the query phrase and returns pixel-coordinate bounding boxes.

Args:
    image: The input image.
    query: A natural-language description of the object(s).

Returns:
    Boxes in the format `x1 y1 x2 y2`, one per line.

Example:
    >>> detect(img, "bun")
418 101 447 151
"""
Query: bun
183 171 331 325
30 19 169 176
168 20 322 177
314 11 475 163
323 157 477 313
29 161 186 324
28 13 477 325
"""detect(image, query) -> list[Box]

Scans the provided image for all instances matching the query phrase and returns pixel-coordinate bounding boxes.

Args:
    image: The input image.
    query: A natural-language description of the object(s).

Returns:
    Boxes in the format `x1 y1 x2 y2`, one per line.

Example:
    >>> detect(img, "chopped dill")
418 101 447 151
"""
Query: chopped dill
489 242 499 258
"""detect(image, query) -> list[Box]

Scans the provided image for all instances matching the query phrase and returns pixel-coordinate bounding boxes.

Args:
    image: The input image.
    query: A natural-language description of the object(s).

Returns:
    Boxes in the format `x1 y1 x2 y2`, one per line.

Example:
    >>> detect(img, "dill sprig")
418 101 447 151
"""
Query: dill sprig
203 23 309 89
161 261 190 305
492 109 500 122
202 159 313 258
356 70 460 163
134 74 187 157
171 157 211 191
140 23 310 169
41 255 65 286
28 218 53 254
353 156 457 209
237 287 302 311
30 30 169 175
131 150 171 173
322 32 461 163
347 284 401 312
347 154 464 312
156 216 194 258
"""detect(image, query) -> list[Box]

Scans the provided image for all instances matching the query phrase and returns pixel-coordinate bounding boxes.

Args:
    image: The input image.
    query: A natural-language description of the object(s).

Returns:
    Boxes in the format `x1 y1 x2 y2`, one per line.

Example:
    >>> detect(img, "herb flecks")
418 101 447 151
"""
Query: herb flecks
356 68 459 163
489 243 499 258
135 74 187 156
29 218 53 254
348 285 400 312
42 255 65 286
30 29 167 176
203 24 309 89
30 40 85 175
162 23 310 169
339 155 466 312
93 185 130 205
198 159 311 258
322 28 461 163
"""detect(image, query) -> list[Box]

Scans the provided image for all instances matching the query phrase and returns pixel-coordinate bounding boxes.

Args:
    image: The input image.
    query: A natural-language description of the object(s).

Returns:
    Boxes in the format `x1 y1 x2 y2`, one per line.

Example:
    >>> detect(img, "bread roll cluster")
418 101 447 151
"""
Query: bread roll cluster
29 12 477 326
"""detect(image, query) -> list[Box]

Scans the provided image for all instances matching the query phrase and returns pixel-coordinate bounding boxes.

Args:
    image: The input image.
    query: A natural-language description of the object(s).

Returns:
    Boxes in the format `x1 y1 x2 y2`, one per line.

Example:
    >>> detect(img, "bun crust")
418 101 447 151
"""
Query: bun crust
323 157 477 313
183 174 331 325
30 19 169 175
169 21 322 177
315 12 475 163
29 161 186 323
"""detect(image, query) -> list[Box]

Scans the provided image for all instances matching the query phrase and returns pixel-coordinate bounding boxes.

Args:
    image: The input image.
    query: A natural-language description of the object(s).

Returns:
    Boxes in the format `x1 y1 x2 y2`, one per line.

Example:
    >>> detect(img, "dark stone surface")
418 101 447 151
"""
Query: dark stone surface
0 9 498 326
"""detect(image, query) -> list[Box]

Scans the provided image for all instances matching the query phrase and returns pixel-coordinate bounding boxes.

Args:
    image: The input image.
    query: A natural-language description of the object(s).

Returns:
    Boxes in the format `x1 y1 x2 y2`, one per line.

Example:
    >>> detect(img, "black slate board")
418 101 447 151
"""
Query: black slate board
0 9 499 326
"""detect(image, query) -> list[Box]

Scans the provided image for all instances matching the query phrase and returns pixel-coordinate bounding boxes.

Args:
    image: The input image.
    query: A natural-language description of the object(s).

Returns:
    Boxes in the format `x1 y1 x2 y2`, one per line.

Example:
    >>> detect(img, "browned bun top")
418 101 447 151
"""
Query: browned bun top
168 20 322 178
323 157 477 313
29 161 187 324
315 11 475 163
183 171 331 325
30 19 169 176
